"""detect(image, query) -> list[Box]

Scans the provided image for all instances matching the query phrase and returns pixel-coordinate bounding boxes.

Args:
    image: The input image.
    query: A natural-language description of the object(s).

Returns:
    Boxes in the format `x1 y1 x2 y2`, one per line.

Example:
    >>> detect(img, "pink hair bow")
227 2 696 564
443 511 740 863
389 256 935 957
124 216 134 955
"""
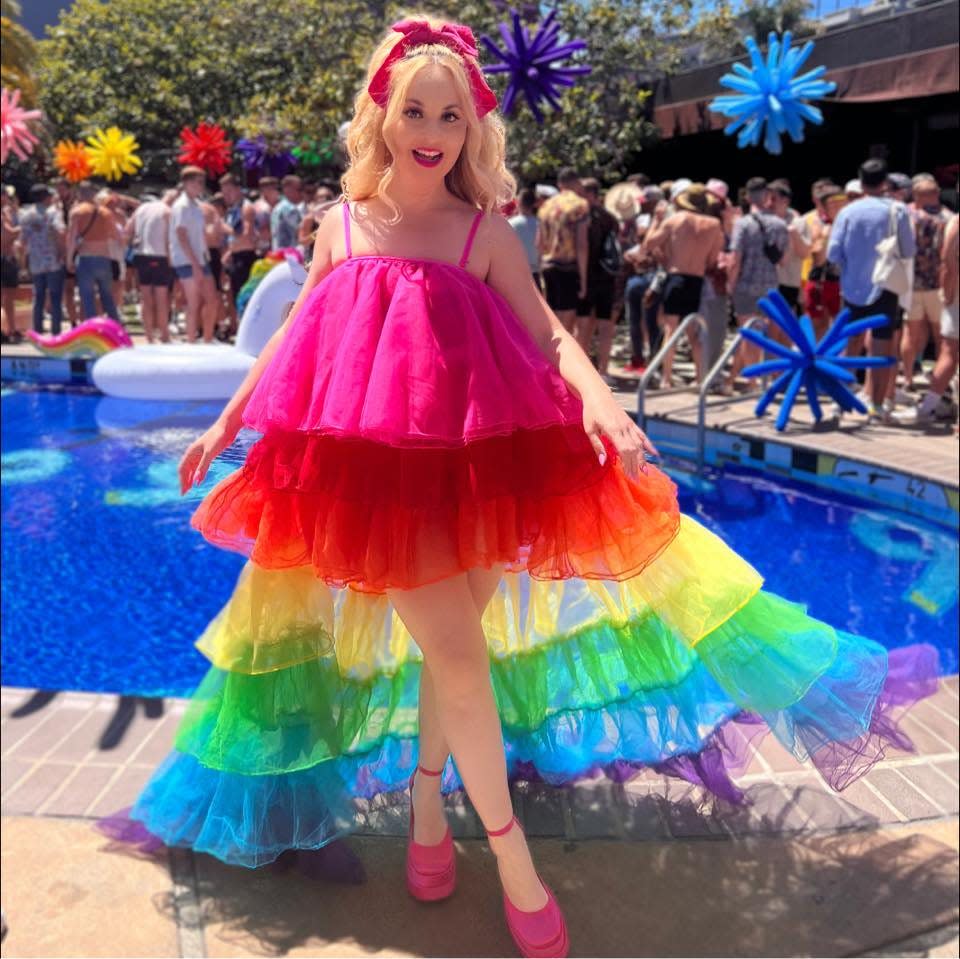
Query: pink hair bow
367 19 499 119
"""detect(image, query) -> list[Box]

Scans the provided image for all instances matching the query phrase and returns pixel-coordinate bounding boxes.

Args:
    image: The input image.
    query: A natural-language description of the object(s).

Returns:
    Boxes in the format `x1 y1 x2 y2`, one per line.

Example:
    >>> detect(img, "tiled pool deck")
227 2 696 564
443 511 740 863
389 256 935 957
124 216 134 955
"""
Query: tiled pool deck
1 679 958 957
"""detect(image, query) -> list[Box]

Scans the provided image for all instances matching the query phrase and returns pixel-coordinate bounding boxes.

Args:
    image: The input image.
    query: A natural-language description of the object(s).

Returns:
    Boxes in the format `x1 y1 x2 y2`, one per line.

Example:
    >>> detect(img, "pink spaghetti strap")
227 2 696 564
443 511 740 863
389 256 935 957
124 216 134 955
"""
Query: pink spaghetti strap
458 210 484 268
342 200 352 259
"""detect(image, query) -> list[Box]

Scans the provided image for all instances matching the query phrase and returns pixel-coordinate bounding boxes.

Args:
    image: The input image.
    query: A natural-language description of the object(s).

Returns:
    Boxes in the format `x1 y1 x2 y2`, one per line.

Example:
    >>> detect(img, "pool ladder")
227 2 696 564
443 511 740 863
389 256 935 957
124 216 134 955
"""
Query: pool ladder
635 314 767 473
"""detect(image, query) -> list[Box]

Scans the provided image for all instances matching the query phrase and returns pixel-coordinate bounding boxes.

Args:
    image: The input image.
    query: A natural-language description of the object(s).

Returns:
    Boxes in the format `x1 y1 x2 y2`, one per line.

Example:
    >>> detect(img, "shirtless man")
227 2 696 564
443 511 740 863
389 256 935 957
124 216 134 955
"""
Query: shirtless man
252 177 279 255
220 173 258 333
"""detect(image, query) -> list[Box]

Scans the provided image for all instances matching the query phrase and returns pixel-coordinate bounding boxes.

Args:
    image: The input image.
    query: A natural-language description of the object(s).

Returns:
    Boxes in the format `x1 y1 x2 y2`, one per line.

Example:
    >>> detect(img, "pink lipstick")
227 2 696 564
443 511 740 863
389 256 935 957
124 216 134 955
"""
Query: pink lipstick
412 149 443 168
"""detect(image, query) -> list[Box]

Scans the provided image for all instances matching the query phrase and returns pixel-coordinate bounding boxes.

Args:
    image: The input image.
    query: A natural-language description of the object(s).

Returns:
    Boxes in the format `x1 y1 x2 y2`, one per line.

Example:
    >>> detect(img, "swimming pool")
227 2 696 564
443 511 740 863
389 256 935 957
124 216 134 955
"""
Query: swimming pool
2 384 957 696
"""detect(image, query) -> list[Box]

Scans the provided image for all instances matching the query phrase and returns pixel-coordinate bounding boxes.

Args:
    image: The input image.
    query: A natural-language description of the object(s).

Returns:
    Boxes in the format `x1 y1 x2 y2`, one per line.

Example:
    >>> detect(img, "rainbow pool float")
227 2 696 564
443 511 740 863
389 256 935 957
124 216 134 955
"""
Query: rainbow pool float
28 318 133 358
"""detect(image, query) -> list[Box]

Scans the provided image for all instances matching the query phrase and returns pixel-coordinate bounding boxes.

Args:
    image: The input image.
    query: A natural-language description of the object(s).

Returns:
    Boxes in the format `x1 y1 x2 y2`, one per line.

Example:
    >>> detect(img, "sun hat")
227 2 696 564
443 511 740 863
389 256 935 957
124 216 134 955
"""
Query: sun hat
675 183 709 214
604 181 640 221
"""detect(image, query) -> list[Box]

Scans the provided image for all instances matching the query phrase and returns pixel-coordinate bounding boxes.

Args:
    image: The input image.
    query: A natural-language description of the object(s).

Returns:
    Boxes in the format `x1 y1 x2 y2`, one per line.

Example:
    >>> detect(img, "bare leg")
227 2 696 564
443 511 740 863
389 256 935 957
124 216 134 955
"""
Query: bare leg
154 286 171 343
201 276 219 343
575 313 595 358
884 327 901 403
869 333 893 409
659 311 679 387
900 320 926 390
388 568 547 912
410 565 504 846
595 318 615 375
181 278 200 341
140 286 156 343
929 336 959 395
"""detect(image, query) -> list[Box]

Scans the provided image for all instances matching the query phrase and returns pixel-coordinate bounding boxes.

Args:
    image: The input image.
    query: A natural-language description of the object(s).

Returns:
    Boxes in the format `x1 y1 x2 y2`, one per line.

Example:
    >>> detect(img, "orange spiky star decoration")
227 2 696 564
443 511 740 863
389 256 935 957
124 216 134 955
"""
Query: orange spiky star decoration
53 140 93 183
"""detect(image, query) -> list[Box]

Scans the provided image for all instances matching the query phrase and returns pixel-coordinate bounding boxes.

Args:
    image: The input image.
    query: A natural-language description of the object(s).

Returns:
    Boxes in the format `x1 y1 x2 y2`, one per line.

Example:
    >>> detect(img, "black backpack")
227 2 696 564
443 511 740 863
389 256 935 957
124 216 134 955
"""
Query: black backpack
751 213 785 266
597 228 623 276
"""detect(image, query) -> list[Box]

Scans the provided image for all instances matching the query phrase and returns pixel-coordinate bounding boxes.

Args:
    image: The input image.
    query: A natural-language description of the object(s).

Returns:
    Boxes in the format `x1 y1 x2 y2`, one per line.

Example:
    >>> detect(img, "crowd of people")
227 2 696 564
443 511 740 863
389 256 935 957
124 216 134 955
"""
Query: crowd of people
2 156 957 428
0 169 339 346
512 158 958 428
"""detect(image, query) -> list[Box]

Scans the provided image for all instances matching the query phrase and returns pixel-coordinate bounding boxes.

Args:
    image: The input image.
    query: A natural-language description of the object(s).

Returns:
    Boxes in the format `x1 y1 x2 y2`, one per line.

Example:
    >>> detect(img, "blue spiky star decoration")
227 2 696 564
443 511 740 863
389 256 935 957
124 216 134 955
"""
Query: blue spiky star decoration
480 8 591 122
708 32 836 154
739 289 895 431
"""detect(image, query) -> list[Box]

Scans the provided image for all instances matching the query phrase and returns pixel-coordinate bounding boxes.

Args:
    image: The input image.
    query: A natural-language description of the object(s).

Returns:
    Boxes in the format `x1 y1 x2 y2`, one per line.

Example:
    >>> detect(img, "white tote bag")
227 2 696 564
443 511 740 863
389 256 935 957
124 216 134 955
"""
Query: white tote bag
872 200 912 297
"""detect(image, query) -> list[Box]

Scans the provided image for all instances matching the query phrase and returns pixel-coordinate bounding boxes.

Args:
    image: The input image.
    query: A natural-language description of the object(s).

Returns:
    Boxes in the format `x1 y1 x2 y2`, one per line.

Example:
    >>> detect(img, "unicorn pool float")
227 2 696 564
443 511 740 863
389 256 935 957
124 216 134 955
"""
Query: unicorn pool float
28 317 133 357
91 249 306 401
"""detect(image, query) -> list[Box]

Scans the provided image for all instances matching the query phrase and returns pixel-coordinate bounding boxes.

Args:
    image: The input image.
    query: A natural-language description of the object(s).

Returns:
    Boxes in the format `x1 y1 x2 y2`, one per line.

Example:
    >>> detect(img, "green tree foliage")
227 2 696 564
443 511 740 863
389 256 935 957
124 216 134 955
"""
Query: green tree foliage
742 0 814 42
37 0 381 180
1 0 38 104
37 0 744 184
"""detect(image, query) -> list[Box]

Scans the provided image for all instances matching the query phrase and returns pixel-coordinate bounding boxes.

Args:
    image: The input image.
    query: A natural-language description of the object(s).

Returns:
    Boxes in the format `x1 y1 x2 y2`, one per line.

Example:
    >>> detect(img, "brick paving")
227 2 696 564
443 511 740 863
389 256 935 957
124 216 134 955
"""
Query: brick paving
3 677 957 837
2 678 957 958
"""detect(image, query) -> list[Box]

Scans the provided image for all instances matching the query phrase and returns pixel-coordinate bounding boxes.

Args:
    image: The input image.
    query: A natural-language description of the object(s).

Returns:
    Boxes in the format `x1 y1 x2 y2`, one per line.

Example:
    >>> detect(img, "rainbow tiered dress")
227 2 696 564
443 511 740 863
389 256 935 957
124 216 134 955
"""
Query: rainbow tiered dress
127 200 941 868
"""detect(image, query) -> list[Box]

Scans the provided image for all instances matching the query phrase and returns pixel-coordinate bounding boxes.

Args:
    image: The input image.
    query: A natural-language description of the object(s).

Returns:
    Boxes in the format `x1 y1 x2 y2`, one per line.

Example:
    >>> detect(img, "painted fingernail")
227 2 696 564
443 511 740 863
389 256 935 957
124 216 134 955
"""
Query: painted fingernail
598 452 607 466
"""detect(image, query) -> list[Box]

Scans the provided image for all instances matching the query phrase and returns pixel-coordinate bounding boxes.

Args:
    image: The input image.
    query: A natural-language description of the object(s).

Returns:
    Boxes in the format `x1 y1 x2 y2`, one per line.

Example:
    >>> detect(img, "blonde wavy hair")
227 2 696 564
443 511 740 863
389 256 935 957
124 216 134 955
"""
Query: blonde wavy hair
341 13 516 223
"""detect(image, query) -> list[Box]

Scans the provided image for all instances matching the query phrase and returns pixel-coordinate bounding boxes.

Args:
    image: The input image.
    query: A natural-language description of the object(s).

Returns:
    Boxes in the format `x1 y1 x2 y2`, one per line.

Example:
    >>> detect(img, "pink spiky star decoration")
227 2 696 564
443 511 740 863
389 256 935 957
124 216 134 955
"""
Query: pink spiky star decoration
1 87 42 165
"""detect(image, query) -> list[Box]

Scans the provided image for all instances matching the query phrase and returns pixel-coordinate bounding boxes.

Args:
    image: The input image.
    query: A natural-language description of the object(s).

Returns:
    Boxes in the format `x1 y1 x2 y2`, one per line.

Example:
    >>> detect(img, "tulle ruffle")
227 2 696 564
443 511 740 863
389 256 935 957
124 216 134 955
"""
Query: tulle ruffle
190 425 681 594
127 592 940 867
241 256 584 445
119 514 941 867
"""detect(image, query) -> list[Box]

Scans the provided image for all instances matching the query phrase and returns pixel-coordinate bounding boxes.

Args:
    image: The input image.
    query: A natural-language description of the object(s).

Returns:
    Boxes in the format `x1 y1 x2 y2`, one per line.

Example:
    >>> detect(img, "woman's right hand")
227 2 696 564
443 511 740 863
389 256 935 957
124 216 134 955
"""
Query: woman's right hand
178 416 240 495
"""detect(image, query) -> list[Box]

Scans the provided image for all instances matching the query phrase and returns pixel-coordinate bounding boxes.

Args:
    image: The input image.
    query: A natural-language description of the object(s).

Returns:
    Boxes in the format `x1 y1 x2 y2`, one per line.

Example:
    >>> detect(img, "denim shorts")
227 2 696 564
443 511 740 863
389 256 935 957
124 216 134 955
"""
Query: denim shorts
173 263 212 280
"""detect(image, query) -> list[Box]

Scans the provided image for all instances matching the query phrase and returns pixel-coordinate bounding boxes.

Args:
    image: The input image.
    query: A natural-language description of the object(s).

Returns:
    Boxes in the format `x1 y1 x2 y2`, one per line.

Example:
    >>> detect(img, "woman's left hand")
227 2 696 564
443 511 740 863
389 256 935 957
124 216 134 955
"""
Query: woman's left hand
582 389 659 481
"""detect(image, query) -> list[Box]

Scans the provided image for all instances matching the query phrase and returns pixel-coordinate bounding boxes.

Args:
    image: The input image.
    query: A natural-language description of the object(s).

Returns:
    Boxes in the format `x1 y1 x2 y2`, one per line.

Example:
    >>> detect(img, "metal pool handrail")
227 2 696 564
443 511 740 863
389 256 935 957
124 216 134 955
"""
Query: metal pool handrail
636 312 708 430
696 316 767 470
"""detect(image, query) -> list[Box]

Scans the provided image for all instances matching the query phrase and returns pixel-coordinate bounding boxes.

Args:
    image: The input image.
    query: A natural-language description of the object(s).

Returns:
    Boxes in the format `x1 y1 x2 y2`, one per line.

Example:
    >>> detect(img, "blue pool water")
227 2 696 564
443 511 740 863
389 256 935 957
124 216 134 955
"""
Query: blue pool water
2 385 957 696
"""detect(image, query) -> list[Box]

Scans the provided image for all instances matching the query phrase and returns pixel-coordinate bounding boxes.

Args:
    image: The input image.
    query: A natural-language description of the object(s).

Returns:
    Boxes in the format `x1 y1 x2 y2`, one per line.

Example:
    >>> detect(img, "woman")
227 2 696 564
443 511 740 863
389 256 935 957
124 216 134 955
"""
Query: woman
114 16 939 959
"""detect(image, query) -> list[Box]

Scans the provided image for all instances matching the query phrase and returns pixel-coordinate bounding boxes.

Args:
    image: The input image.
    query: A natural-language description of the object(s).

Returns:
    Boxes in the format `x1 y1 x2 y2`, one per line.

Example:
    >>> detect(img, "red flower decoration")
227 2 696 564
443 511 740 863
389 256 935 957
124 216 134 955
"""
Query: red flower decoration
178 122 233 176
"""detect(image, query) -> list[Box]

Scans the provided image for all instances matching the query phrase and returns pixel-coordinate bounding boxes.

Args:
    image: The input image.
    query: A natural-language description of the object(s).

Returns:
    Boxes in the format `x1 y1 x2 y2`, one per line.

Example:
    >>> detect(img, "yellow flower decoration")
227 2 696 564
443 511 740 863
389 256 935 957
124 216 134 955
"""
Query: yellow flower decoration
53 139 93 183
85 126 142 181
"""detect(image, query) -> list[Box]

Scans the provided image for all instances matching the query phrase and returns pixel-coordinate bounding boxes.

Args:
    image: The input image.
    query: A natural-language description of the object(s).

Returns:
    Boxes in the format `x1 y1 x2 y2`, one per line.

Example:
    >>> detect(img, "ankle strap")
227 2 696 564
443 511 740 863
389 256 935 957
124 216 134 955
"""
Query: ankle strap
417 763 444 777
487 815 517 838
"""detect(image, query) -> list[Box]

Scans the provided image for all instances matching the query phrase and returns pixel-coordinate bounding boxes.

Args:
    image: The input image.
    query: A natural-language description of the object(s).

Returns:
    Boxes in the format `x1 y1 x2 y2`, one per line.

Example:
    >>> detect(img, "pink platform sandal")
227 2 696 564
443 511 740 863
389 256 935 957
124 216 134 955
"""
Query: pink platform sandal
406 764 456 902
487 815 569 958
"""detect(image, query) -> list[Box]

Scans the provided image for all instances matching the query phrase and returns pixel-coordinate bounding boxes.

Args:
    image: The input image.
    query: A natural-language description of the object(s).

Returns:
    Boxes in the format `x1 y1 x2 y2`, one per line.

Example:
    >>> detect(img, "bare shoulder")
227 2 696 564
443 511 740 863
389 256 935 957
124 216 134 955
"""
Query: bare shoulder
479 210 521 247
310 200 344 272
479 212 535 288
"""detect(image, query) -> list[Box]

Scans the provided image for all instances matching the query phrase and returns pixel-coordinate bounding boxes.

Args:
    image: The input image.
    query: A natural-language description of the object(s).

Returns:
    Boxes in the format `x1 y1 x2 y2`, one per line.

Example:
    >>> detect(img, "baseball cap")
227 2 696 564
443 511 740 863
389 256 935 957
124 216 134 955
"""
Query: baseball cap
768 178 792 198
813 181 843 201
845 178 863 195
887 172 911 193
642 185 664 203
705 178 729 201
669 178 692 202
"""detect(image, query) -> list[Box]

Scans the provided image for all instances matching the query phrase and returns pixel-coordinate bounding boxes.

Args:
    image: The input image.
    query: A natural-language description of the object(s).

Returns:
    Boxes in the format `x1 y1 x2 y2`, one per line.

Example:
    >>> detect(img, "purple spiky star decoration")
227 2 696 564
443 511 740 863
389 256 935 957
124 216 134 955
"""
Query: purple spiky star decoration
236 135 297 177
708 31 836 154
739 289 894 431
480 9 591 122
